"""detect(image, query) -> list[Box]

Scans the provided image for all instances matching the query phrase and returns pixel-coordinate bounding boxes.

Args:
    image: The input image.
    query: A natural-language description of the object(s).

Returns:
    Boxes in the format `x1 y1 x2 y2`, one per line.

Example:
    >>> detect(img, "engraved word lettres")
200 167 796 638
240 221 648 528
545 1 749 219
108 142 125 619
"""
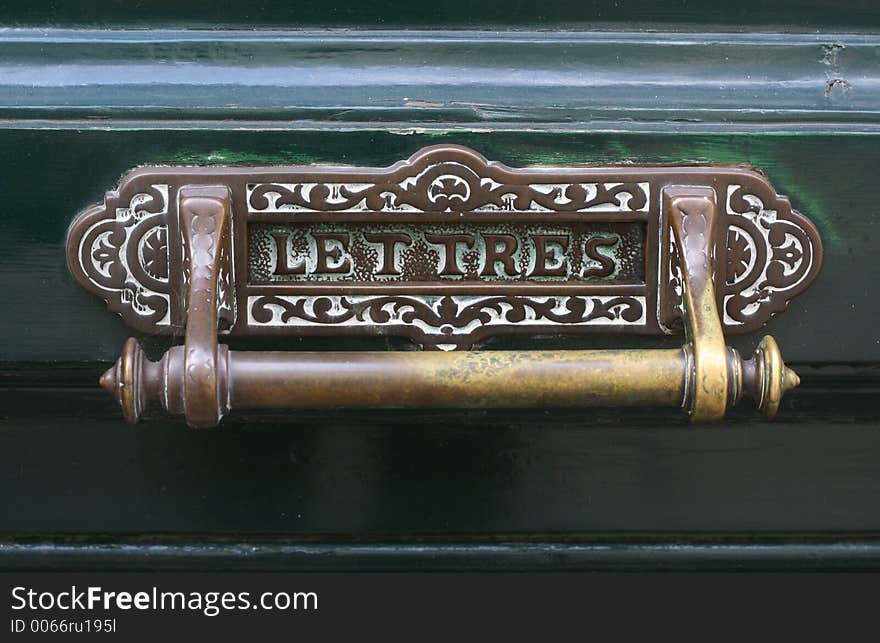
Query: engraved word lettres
67 145 823 349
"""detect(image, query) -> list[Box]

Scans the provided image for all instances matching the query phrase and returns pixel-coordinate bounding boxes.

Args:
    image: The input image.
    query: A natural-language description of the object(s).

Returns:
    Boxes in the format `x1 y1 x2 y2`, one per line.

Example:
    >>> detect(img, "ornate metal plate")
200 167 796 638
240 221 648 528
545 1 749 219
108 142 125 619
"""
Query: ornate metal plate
67 145 822 350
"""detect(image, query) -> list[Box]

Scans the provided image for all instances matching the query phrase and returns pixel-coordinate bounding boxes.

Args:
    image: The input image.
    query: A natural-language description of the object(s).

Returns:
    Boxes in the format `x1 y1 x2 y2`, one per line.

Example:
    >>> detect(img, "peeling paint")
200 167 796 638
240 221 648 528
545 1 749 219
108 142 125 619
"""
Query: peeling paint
821 42 850 99
824 78 851 98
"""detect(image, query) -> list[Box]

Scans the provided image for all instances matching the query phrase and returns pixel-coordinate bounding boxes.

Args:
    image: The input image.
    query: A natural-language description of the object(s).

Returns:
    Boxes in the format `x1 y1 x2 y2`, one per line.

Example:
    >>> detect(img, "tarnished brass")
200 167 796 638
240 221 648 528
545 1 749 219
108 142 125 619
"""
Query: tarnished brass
67 146 819 426
94 177 802 427
100 338 795 424
177 186 232 428
666 187 729 422
67 146 823 350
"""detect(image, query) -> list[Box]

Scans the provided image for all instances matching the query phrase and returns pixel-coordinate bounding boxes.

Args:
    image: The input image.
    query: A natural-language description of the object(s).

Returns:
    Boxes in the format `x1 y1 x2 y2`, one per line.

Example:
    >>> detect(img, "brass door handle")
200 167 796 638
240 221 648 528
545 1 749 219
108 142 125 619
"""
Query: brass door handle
67 146 821 427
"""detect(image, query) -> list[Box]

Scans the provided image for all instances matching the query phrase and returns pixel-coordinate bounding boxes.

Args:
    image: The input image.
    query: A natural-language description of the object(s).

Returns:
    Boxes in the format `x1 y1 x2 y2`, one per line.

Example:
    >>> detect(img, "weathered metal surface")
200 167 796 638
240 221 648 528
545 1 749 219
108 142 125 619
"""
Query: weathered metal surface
178 186 232 428
100 338 795 424
96 180 799 426
66 145 822 351
247 221 645 284
666 187 730 421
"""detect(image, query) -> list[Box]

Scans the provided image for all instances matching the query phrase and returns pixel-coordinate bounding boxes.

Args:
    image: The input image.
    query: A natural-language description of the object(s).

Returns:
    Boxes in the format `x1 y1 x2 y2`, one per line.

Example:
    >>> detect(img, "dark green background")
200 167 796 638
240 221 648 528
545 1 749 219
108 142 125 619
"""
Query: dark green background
3 0 880 30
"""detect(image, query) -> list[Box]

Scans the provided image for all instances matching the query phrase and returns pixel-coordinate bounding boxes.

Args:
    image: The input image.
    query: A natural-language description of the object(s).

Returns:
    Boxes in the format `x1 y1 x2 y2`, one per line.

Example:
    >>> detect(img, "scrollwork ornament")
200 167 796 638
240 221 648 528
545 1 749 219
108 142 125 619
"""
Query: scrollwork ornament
67 146 822 346
247 149 650 214
721 184 822 328
68 183 172 331
248 294 646 349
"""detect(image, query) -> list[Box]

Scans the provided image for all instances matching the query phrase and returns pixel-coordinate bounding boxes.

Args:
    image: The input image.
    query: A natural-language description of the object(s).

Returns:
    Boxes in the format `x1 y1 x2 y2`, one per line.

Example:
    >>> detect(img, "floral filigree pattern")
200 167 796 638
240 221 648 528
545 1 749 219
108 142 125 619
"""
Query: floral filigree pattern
72 183 171 329
247 151 650 214
67 146 822 345
721 184 820 327
249 294 646 349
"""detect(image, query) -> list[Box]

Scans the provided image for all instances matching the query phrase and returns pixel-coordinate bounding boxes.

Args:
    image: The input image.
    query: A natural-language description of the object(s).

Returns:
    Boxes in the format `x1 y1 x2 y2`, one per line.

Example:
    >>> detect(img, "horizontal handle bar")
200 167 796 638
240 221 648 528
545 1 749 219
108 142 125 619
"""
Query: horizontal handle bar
100 337 798 425
228 348 687 409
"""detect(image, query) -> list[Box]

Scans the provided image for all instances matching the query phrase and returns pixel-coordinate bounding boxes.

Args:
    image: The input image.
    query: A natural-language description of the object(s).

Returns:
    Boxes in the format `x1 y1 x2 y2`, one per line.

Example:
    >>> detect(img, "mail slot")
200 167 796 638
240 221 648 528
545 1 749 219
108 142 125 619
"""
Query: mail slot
67 145 822 426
